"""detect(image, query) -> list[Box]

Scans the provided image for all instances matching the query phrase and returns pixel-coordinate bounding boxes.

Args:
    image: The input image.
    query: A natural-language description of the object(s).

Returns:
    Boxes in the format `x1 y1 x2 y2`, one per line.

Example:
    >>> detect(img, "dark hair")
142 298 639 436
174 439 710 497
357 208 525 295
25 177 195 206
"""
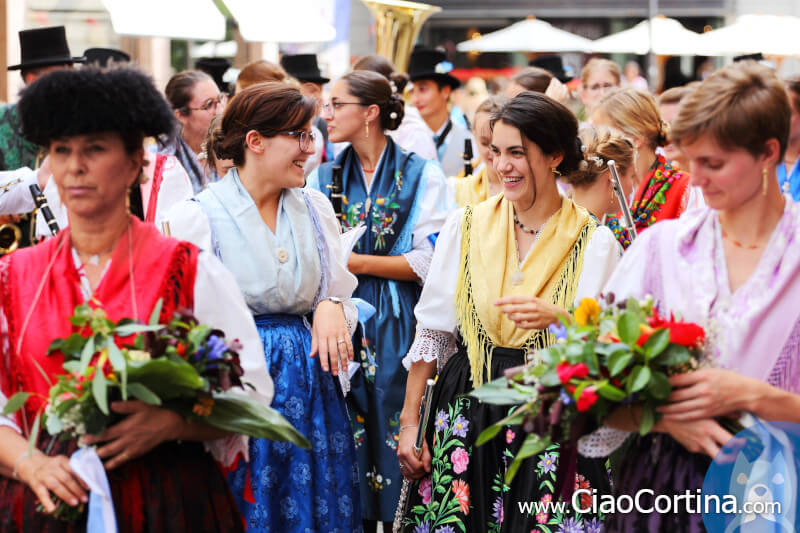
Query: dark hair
18 65 175 149
341 71 405 131
492 92 581 208
785 74 800 114
352 54 409 94
511 67 553 93
212 82 316 166
165 70 215 116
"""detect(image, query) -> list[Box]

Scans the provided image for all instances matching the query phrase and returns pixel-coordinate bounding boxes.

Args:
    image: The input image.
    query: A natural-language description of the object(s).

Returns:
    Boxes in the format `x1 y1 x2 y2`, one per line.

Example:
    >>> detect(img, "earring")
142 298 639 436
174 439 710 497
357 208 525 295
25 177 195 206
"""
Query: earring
126 186 132 214
762 168 768 196
552 167 561 177
365 120 370 139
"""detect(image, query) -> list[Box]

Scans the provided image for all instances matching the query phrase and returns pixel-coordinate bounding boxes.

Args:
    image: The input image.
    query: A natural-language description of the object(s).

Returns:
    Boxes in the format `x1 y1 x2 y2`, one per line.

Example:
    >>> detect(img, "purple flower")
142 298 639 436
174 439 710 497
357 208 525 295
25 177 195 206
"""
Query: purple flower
585 518 603 533
560 389 573 405
558 517 584 533
434 410 449 433
492 495 504 523
436 527 456 533
413 524 430 533
452 415 469 438
538 452 557 474
548 322 568 341
205 334 227 360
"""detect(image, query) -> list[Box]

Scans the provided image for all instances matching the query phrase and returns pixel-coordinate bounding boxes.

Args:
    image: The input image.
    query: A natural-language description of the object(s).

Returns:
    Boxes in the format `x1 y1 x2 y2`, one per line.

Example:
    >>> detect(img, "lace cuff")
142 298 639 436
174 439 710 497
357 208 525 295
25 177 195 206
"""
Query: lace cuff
577 426 632 458
403 240 434 284
402 328 456 370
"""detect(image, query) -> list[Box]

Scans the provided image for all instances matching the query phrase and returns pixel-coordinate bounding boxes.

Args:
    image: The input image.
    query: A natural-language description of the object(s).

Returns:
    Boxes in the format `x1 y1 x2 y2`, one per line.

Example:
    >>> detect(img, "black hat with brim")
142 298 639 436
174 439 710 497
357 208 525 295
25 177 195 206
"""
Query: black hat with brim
84 48 131 68
408 48 460 89
8 26 85 71
280 54 330 84
529 54 571 83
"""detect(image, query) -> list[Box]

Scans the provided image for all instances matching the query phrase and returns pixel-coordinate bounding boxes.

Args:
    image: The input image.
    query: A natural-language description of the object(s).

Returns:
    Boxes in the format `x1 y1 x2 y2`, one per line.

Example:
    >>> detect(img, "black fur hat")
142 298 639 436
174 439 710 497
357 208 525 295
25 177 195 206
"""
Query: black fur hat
17 66 175 147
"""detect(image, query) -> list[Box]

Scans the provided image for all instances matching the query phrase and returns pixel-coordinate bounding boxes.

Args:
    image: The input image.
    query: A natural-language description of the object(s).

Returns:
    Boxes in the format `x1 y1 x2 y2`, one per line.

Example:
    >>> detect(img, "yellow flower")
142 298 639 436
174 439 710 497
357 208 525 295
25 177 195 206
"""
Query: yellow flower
574 297 601 326
127 350 151 362
376 198 385 206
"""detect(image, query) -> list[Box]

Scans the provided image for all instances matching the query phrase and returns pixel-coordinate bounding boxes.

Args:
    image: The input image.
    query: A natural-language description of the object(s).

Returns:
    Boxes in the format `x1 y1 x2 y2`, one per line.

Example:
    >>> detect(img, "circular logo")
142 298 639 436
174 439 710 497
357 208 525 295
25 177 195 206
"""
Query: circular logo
702 418 800 532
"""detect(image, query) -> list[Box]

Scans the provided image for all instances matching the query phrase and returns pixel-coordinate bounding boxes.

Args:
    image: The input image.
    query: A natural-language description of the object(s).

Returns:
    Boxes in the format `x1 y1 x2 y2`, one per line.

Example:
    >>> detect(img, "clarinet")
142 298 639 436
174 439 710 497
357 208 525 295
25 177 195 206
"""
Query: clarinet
462 139 474 177
29 184 59 236
607 160 637 241
393 378 436 533
328 164 344 217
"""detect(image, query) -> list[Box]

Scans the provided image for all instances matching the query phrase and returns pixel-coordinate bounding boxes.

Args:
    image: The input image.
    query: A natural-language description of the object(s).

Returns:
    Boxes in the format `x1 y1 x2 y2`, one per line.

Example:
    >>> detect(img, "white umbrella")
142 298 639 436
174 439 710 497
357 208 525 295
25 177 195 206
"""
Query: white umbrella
457 18 593 53
223 0 336 43
591 16 702 56
103 0 225 41
697 14 800 56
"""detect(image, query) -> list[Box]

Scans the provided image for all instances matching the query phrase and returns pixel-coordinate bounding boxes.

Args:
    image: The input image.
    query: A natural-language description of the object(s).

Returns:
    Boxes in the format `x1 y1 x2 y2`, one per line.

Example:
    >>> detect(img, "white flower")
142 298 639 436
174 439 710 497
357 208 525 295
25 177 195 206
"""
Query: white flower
127 349 151 362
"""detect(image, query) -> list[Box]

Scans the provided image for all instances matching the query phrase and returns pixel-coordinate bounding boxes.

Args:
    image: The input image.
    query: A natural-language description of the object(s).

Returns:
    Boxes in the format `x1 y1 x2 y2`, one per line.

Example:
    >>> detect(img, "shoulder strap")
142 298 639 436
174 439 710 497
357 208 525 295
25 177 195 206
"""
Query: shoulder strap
434 119 453 150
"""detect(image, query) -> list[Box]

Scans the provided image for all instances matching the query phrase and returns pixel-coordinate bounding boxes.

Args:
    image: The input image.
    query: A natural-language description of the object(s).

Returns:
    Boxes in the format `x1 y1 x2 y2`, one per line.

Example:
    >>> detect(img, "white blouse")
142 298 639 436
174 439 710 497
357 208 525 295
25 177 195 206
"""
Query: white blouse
402 207 622 369
0 249 273 466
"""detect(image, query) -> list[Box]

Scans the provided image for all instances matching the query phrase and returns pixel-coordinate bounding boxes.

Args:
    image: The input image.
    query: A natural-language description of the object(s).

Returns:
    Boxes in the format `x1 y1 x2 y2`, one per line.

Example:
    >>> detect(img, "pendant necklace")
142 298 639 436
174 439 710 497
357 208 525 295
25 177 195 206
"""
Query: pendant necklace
511 211 552 286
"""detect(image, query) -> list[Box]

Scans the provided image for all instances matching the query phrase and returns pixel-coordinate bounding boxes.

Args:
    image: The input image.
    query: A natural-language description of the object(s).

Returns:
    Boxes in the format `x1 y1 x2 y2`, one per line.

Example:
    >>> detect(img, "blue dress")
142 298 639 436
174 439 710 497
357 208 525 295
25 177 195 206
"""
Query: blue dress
309 138 449 522
194 170 361 532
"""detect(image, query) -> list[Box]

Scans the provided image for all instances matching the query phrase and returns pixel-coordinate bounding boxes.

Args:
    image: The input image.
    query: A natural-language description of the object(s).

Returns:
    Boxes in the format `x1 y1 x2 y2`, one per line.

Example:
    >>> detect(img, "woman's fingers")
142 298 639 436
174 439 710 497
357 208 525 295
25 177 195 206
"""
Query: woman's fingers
317 330 330 372
309 334 319 358
30 480 56 513
658 397 709 417
326 335 339 376
51 465 87 505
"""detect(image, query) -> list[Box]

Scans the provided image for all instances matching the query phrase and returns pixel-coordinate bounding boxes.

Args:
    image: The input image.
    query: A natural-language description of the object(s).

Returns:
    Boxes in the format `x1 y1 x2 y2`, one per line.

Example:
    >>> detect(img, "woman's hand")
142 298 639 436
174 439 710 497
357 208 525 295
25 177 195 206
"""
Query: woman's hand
657 368 761 421
545 78 570 104
655 416 734 458
397 426 431 480
310 299 353 376
495 295 567 330
82 401 184 470
17 452 89 512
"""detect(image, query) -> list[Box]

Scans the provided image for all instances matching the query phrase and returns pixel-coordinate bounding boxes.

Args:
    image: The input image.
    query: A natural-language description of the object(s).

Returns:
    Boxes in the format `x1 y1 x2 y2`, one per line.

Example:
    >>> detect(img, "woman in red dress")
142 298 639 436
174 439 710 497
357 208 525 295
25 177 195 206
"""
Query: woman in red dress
0 66 272 532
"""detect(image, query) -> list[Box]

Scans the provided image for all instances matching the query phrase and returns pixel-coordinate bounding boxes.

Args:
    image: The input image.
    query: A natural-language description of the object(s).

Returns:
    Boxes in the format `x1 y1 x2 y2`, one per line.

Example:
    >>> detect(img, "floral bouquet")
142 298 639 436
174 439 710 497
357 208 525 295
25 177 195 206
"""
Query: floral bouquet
471 294 709 498
3 300 308 520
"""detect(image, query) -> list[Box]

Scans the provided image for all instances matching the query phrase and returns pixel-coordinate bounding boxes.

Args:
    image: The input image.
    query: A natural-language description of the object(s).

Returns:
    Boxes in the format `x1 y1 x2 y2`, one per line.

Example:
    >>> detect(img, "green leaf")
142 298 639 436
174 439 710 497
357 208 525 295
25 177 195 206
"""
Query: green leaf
2 392 30 415
114 324 162 337
617 312 641 345
597 383 626 402
469 377 531 405
203 392 310 448
629 365 651 393
126 382 162 405
79 336 96 373
93 369 109 415
148 298 164 326
126 359 204 399
476 424 504 446
607 350 633 377
106 340 126 371
648 371 671 400
505 433 550 484
658 344 691 367
643 329 670 361
639 404 656 435
45 409 63 435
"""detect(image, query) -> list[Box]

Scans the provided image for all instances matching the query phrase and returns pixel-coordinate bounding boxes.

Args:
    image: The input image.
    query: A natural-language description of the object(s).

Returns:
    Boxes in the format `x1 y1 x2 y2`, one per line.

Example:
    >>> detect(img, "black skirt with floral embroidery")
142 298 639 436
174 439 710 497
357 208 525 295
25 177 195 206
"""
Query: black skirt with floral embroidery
400 344 610 533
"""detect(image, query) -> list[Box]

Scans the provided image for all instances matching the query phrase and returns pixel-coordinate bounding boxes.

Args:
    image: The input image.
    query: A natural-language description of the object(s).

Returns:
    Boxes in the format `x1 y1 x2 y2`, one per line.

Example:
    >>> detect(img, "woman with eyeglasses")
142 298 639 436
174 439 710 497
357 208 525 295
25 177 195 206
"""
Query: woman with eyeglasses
167 82 362 532
307 70 452 533
163 70 228 193
579 58 621 116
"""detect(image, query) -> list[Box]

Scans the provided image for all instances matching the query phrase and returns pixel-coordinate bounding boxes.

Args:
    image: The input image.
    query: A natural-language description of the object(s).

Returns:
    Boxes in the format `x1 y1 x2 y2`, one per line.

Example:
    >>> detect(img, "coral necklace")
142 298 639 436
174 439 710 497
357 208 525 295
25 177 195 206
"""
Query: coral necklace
721 229 760 250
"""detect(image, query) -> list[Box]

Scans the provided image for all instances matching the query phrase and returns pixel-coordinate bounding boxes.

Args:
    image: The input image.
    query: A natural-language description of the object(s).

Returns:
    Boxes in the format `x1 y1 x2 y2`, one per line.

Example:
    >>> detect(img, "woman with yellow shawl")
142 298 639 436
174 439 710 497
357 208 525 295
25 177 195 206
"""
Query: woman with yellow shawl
450 97 504 207
397 92 620 532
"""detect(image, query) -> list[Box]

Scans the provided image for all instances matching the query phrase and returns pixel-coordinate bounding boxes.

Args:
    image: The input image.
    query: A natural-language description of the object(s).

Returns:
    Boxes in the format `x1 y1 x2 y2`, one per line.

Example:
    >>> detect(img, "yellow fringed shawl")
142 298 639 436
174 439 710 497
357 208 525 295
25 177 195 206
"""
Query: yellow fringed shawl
455 194 597 386
454 166 491 207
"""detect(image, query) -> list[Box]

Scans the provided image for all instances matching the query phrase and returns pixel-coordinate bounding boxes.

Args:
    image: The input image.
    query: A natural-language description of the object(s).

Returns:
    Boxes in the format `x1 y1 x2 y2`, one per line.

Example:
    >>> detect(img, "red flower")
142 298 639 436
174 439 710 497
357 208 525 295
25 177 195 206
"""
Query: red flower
639 309 705 348
451 480 470 514
176 342 187 357
556 362 590 384
574 474 592 509
576 387 598 412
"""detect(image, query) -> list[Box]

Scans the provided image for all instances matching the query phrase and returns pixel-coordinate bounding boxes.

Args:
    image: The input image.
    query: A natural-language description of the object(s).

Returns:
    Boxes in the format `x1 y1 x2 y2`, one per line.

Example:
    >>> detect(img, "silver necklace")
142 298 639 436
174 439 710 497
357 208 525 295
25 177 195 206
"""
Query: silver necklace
511 212 553 286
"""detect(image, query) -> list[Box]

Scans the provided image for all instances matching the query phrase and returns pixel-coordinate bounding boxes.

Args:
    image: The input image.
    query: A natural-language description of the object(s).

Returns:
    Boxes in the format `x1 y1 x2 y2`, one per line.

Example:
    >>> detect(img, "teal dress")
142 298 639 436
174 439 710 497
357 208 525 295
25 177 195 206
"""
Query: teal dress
308 138 452 522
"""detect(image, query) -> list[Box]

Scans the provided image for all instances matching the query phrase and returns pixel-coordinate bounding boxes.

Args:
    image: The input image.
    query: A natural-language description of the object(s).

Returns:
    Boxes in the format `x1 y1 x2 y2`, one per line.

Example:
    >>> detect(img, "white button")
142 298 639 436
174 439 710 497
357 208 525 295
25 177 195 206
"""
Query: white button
277 248 289 263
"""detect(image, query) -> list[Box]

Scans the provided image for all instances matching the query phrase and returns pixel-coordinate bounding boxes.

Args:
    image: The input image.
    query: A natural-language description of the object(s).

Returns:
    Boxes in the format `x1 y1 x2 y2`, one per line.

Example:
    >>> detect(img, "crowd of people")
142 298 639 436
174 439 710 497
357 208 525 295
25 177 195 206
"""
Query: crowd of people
0 23 799 533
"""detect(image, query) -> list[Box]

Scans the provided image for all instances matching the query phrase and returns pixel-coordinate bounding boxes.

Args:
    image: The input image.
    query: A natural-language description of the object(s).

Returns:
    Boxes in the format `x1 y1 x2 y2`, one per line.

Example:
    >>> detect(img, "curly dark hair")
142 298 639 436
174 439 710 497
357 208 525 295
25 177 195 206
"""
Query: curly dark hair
18 65 176 149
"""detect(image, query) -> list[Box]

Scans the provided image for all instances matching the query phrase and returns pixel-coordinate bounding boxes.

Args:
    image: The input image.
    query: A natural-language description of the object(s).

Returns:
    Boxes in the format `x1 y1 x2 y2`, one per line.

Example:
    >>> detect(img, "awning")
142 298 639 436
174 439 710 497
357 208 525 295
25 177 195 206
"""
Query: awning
698 14 800 56
591 16 702 56
223 0 336 43
457 18 593 53
102 0 226 41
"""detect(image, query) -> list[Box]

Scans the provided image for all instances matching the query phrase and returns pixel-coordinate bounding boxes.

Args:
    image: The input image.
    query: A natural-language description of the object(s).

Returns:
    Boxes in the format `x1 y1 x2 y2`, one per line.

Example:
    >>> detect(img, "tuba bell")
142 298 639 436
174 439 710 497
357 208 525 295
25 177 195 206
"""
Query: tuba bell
0 222 21 255
361 0 441 73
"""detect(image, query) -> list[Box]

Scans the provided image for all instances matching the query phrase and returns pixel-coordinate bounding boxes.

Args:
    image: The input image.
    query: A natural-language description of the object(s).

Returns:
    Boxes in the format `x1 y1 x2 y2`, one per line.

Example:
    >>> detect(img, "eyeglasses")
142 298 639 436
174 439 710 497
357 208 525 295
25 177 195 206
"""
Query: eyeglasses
321 101 366 117
280 130 316 152
188 93 228 112
586 83 615 93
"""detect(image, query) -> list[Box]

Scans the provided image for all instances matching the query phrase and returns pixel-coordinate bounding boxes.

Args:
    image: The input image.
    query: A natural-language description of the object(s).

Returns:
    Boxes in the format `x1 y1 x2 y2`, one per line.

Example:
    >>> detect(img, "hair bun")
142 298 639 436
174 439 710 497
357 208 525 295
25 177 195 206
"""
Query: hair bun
383 93 405 131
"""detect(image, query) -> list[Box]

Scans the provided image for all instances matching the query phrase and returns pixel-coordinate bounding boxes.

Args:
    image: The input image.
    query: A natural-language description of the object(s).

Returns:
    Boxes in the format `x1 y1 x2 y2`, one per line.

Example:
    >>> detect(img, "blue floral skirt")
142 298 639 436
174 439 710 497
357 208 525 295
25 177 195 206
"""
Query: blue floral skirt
227 314 362 532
